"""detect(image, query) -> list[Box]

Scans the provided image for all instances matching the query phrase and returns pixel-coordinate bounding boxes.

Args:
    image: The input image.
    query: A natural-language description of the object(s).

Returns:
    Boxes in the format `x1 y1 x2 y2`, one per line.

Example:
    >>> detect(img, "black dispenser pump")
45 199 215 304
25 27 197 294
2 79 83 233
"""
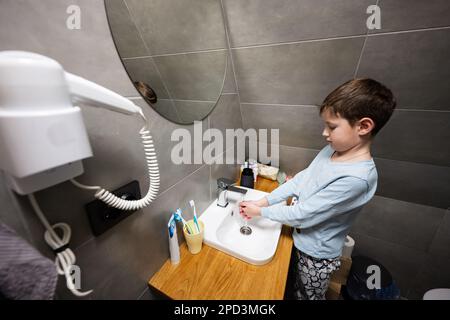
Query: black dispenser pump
240 161 254 189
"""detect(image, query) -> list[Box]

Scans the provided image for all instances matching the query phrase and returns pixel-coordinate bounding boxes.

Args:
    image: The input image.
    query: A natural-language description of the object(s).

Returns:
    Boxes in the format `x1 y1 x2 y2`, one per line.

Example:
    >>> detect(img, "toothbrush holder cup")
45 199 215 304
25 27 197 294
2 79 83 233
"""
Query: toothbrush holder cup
183 219 204 254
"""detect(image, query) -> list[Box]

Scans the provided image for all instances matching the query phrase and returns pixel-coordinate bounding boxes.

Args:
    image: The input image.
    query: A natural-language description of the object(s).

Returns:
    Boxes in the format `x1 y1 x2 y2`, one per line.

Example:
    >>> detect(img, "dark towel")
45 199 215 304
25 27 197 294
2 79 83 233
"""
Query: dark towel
0 222 57 300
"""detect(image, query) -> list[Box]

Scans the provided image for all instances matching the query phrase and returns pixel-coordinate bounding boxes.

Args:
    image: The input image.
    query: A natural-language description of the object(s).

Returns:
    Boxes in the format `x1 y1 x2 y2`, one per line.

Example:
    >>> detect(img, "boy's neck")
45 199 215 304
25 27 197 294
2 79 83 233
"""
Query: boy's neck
332 140 372 162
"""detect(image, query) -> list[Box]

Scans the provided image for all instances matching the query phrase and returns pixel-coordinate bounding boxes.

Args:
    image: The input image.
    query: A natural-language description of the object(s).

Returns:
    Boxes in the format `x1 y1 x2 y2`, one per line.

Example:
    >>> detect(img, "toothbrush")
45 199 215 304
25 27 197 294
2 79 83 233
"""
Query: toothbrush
173 209 189 234
174 208 193 234
189 200 201 233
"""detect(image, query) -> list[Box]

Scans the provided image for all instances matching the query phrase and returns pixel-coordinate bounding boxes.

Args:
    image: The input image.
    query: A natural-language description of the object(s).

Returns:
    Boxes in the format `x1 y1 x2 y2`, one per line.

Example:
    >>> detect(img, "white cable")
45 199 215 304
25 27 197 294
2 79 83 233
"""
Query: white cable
28 194 93 297
70 178 100 191
71 124 160 211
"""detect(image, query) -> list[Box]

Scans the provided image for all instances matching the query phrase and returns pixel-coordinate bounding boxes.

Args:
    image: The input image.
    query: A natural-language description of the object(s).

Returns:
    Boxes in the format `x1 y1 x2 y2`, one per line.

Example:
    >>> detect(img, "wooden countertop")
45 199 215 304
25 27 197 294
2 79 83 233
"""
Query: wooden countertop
148 177 294 300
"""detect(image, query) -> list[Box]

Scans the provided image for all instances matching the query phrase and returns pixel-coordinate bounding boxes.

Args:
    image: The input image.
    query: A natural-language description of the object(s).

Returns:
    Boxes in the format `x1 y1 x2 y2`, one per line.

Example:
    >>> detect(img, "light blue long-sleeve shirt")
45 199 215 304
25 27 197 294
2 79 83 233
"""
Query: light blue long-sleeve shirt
261 145 377 259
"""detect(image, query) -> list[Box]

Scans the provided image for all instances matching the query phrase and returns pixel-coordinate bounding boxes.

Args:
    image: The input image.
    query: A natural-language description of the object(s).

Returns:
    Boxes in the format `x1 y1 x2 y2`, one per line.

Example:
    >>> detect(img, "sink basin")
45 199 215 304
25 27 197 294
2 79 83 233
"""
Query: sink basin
199 187 284 265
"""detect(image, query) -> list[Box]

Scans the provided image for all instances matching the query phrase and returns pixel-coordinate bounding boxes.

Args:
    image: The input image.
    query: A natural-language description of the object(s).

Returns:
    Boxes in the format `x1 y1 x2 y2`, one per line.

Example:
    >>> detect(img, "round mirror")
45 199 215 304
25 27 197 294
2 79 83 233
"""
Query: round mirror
105 0 228 124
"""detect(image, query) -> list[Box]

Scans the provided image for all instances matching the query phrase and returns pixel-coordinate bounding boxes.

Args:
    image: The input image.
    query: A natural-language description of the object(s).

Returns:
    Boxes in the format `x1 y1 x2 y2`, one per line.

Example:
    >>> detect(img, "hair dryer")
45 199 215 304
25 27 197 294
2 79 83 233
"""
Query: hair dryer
0 51 159 209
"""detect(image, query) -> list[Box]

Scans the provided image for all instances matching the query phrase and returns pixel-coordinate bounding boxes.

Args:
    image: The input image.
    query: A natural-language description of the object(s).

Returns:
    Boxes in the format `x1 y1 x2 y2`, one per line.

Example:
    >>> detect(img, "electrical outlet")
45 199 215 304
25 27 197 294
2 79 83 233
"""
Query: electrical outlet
85 180 142 236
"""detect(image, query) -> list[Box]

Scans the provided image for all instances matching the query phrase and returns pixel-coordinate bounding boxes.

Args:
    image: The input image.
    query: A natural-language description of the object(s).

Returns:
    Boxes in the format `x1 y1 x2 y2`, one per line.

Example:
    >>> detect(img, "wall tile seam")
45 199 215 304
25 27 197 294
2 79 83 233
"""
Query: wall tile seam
423 207 450 254
122 0 152 56
353 17 371 78
122 0 180 121
219 0 245 133
247 143 450 189
231 34 366 51
122 48 228 60
136 287 150 300
158 98 219 103
240 102 450 113
350 231 429 256
354 0 377 78
229 25 450 51
404 260 427 299
130 97 226 103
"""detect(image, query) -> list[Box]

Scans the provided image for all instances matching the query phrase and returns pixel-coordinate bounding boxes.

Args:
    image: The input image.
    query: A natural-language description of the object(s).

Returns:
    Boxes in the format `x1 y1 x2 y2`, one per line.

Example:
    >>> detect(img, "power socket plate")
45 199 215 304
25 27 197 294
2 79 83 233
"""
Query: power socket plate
85 180 141 236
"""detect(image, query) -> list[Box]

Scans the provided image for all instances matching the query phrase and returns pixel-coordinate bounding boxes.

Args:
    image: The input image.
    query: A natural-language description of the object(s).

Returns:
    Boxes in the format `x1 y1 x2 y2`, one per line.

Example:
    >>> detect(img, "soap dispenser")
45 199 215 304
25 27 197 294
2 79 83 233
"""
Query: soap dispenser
240 161 254 189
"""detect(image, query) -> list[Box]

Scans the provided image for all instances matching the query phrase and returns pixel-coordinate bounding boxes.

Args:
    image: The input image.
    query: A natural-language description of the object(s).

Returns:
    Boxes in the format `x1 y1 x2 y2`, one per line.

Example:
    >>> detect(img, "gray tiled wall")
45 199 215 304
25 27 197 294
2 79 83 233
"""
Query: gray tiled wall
369 0 450 34
223 0 450 209
232 37 365 105
125 0 227 55
224 0 373 47
0 0 242 300
350 198 449 299
221 0 450 298
357 29 450 111
152 51 227 101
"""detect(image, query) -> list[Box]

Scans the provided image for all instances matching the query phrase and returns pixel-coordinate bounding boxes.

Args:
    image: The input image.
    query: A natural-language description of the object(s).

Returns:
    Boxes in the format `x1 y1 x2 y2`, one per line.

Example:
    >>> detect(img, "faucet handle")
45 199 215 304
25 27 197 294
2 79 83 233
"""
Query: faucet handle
217 177 235 190
227 186 247 195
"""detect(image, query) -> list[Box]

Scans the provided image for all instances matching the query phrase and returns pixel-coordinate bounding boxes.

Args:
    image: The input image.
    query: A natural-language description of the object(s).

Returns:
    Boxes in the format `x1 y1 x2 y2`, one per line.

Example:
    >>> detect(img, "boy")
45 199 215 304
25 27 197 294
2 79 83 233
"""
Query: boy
239 78 396 300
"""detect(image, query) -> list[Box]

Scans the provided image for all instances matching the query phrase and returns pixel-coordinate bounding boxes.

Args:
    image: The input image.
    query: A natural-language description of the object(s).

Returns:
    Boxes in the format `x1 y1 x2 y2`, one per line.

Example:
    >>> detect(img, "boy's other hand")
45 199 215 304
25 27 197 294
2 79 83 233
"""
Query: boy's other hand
239 201 261 219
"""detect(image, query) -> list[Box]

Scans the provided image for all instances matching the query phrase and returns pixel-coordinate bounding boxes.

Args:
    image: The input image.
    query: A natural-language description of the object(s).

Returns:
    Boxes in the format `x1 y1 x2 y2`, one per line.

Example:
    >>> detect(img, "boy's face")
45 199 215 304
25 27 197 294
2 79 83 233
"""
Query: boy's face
321 109 366 152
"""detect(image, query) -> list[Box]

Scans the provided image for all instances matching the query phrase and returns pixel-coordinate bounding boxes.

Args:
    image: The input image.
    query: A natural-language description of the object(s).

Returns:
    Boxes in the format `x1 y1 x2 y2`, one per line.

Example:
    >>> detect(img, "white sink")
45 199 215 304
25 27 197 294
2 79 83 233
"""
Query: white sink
199 187 284 265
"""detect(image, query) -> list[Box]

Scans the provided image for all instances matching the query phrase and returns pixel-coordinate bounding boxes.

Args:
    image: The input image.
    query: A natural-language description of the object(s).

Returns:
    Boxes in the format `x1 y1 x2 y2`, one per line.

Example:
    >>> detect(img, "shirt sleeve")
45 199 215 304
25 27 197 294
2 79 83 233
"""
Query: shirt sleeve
261 176 368 229
265 169 307 205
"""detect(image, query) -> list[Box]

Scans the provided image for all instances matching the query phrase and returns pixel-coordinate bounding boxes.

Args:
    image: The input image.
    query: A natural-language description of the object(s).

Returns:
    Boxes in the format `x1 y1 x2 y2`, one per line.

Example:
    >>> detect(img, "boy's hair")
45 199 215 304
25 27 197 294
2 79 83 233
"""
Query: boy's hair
134 81 157 104
320 78 396 137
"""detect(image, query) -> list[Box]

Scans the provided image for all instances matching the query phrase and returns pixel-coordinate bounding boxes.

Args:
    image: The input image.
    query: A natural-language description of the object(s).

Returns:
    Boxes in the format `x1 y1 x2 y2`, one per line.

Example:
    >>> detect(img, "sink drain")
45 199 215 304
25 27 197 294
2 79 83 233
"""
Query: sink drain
240 226 252 235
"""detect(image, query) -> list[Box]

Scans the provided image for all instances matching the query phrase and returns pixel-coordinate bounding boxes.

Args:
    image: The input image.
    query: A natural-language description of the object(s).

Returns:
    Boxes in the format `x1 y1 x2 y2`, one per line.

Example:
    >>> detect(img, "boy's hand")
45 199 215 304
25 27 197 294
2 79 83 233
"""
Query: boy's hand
239 201 262 219
239 197 268 208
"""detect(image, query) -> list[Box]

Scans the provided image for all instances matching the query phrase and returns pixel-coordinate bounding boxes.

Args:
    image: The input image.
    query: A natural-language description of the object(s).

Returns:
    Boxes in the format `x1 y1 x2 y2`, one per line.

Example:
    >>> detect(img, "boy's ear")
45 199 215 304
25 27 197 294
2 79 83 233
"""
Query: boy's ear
357 117 375 136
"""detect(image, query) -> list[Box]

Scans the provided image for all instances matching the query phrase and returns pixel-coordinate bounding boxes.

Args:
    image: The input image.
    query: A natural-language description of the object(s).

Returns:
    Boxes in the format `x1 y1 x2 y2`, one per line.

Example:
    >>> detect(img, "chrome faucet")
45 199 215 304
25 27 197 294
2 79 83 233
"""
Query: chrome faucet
217 178 247 208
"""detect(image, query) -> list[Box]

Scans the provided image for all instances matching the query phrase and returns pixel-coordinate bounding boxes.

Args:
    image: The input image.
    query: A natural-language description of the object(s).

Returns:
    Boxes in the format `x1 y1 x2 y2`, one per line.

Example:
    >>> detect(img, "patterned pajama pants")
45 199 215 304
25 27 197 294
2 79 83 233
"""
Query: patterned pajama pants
293 249 341 300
